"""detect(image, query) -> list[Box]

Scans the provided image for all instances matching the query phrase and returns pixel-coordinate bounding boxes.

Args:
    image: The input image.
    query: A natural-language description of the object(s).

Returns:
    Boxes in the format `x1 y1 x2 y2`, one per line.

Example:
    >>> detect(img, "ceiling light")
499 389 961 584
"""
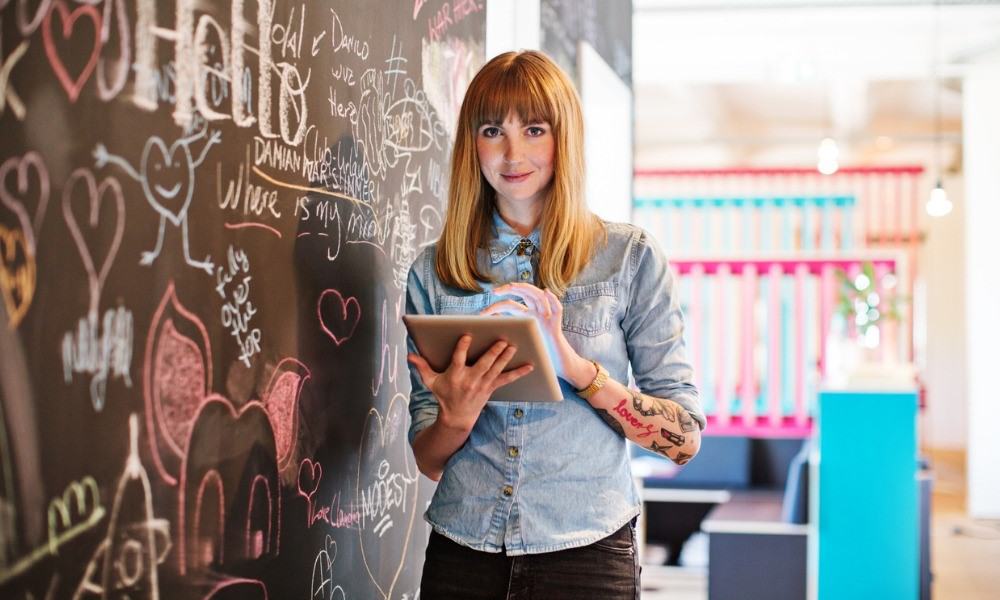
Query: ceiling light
926 180 953 217
817 137 839 175
927 0 952 218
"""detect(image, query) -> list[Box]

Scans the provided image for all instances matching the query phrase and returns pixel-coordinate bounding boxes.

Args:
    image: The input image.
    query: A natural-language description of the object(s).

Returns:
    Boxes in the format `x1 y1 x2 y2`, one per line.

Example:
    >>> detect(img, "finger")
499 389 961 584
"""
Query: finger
491 363 535 389
479 300 530 317
485 344 519 380
544 289 564 319
496 285 549 317
450 335 472 368
407 353 438 386
470 340 511 377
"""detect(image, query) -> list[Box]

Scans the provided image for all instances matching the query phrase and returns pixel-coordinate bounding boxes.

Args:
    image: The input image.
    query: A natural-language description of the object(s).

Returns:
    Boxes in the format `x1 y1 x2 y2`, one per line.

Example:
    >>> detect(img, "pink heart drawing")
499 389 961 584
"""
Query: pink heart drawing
318 289 361 346
42 0 103 102
297 458 322 502
0 151 50 254
62 168 125 318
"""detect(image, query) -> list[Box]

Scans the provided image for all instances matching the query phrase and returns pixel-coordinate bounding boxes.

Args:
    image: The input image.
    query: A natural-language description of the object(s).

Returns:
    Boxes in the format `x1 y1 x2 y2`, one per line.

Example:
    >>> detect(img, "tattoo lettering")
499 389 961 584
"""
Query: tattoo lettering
630 391 676 422
596 409 626 437
613 398 656 437
678 409 697 433
649 440 673 458
660 428 685 446
674 452 693 465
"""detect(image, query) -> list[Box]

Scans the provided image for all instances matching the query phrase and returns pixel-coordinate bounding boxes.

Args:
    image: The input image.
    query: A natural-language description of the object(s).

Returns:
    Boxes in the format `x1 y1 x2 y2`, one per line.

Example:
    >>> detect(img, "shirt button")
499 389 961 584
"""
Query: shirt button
508 446 520 458
520 270 530 280
502 485 514 497
514 408 524 419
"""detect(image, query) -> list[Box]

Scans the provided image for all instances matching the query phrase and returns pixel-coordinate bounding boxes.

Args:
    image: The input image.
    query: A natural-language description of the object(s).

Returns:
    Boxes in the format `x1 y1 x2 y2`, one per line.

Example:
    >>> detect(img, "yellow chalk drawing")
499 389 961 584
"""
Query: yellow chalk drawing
0 224 36 328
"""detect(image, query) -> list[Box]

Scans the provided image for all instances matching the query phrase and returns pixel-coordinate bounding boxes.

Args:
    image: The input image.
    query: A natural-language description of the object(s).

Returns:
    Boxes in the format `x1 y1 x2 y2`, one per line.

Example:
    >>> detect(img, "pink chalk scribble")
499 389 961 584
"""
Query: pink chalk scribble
177 395 280 575
296 458 322 527
42 0 103 102
62 168 125 319
143 282 212 486
262 358 310 470
223 221 282 238
192 469 225 568
0 151 50 254
246 475 273 560
204 577 269 600
154 320 206 451
317 289 360 346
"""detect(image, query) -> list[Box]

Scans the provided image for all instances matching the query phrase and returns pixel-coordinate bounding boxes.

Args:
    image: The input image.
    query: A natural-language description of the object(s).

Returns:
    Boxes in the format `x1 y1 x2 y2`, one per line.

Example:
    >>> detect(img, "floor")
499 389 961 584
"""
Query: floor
639 448 1000 600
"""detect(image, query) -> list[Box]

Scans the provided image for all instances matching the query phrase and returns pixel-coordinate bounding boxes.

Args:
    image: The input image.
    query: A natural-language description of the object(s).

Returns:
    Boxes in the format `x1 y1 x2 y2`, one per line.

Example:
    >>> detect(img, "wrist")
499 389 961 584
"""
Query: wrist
436 408 477 435
567 357 599 390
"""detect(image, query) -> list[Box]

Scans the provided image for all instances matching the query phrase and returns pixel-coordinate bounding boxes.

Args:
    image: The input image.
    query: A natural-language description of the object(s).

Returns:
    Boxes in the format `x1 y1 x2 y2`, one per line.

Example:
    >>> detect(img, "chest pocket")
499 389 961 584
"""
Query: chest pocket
561 281 619 336
437 292 492 315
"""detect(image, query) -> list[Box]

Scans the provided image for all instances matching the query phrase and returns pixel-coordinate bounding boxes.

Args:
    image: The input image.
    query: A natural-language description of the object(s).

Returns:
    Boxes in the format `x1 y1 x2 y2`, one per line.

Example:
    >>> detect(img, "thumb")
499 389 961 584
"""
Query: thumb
407 353 438 387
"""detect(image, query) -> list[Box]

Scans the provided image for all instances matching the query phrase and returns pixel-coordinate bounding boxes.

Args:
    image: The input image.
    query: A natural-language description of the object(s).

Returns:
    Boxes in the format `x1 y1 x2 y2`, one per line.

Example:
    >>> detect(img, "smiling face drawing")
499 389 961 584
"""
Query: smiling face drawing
140 137 195 226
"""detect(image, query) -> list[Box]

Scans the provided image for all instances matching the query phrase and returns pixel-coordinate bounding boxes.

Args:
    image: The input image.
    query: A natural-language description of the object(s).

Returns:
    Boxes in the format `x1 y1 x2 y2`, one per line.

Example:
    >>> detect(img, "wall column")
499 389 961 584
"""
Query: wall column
963 61 1000 518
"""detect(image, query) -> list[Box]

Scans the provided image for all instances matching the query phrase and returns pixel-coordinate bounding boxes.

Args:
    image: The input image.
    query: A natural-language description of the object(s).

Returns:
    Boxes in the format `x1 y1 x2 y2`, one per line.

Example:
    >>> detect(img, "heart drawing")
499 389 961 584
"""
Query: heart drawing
42 0 103 102
62 169 125 318
0 151 50 255
318 288 361 346
0 224 36 328
356 392 420 600
140 136 196 226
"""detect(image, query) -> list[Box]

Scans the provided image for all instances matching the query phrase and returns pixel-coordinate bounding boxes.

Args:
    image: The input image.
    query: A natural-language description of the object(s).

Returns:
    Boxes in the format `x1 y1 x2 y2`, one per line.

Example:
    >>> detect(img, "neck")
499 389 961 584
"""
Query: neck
495 202 543 237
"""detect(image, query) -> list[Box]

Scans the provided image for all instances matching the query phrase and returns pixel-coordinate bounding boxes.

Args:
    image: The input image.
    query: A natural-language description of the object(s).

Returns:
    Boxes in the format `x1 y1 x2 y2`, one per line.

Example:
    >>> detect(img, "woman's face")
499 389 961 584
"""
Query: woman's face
476 112 555 213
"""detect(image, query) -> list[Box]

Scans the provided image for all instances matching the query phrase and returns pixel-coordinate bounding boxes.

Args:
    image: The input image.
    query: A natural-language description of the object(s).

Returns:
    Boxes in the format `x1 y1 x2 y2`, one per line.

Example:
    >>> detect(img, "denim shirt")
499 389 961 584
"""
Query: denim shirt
405 212 705 555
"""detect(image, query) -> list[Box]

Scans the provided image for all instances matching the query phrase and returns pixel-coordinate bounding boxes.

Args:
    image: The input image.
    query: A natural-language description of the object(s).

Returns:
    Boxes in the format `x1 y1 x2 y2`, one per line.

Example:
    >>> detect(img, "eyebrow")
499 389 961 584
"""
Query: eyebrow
478 119 549 127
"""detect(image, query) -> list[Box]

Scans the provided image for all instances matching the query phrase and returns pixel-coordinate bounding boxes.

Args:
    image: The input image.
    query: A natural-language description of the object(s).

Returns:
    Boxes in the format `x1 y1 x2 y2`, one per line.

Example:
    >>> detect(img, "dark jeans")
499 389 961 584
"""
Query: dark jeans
420 522 641 600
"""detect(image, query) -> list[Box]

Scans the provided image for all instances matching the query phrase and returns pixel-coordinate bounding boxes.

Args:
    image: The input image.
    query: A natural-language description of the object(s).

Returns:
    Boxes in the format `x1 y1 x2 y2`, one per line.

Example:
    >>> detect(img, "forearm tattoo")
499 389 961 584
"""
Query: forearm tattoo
591 388 699 464
660 428 685 446
596 409 626 437
631 391 676 421
623 390 699 465
649 440 673 458
677 409 697 433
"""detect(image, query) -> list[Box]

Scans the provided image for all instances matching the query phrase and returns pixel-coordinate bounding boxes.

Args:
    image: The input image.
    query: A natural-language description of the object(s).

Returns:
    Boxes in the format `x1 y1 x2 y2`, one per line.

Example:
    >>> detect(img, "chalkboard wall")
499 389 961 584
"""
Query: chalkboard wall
0 1 484 598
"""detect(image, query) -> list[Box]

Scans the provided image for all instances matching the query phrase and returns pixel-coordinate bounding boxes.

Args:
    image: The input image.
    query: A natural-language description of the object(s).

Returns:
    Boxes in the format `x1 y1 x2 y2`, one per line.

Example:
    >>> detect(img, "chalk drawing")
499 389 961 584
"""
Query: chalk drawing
94 125 220 274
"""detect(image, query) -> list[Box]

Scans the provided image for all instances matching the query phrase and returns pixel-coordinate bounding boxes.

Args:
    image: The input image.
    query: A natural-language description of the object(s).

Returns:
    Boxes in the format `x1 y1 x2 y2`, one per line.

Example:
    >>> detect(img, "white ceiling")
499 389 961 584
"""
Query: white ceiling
632 0 1000 167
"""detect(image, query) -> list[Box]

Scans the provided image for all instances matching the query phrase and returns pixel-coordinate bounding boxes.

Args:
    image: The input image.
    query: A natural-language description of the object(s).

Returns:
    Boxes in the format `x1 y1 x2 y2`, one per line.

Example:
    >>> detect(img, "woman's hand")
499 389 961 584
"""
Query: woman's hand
408 335 533 433
480 283 597 389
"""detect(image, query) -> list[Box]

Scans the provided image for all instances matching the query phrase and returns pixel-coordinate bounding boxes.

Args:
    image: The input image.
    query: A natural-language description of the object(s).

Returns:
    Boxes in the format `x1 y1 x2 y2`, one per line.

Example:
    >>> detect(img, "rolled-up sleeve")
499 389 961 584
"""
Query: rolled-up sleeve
405 250 440 445
621 230 706 430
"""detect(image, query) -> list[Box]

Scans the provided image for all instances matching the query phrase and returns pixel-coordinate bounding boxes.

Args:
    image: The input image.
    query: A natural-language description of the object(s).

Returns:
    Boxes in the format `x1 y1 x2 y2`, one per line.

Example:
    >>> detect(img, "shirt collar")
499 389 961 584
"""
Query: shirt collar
488 211 541 264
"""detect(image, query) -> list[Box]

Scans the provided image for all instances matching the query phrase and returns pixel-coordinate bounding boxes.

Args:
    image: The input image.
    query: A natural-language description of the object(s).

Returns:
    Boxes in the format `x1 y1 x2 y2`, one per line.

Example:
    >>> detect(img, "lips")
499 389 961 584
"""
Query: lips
501 172 531 182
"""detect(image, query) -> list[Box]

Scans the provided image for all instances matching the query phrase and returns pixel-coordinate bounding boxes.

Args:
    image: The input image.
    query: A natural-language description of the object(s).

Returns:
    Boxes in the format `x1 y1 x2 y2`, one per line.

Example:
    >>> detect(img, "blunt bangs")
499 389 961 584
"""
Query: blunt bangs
467 58 558 129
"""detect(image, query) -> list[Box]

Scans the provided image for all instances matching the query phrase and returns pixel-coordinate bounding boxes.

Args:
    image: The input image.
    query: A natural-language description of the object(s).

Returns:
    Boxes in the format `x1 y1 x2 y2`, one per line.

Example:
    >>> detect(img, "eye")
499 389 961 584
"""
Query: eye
480 126 501 138
526 125 548 137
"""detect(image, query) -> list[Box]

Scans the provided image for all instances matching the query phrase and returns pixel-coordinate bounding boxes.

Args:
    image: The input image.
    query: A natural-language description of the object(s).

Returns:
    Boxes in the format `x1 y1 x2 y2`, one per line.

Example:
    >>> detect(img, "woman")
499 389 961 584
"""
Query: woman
405 50 704 600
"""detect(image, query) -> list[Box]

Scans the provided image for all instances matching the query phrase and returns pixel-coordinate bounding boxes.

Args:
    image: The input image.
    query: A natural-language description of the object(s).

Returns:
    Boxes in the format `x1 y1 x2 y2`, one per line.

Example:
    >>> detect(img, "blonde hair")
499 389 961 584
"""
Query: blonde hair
435 50 604 296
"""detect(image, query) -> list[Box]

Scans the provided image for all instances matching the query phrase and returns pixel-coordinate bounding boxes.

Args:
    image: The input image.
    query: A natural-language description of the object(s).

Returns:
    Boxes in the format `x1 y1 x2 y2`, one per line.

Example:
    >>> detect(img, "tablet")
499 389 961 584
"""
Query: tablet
402 315 563 402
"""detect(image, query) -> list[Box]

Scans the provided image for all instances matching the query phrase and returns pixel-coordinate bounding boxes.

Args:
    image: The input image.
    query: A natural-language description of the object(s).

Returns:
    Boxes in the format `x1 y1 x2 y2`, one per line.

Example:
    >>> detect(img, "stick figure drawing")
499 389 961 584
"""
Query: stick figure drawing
93 125 221 274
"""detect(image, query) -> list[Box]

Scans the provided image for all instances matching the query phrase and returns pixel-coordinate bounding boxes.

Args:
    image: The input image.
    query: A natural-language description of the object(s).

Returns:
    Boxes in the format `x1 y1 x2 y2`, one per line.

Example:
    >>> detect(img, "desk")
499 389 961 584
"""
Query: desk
702 491 809 600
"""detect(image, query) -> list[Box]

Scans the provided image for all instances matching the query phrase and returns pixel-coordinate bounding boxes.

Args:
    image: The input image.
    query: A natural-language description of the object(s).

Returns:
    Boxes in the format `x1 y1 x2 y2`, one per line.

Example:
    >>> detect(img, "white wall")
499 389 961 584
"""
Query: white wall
580 42 633 224
485 0 540 58
963 63 1000 518
921 175 968 450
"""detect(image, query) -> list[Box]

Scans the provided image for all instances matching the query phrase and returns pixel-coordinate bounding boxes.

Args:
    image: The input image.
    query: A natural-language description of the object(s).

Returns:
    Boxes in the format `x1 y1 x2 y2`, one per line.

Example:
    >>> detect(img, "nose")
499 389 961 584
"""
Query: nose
503 136 524 165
